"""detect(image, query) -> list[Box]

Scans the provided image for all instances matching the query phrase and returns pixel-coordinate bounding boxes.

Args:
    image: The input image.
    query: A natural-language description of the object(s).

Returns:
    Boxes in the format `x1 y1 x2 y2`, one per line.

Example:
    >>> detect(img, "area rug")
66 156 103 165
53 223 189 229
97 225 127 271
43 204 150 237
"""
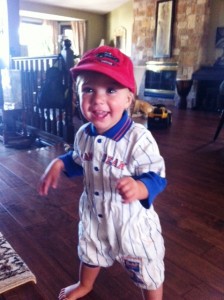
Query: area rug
0 232 36 294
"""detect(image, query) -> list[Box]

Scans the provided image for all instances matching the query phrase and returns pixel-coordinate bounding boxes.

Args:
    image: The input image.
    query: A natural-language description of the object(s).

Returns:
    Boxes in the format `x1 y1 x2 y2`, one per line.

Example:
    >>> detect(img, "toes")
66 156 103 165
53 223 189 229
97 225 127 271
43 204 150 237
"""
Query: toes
58 288 66 299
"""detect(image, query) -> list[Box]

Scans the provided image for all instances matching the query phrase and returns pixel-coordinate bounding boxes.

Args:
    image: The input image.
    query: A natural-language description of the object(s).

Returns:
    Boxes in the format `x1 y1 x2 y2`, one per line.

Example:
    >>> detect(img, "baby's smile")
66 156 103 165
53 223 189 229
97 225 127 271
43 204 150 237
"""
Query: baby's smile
92 110 109 119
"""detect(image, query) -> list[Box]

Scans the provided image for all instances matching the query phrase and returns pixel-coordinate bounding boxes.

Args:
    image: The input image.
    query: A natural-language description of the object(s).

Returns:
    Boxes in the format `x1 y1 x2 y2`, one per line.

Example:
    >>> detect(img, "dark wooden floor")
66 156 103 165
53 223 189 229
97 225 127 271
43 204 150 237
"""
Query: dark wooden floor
0 107 224 300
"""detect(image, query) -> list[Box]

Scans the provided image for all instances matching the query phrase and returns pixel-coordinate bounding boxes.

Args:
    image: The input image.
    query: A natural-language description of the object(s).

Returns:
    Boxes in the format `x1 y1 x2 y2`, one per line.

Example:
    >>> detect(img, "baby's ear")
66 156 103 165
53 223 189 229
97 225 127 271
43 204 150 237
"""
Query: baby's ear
126 92 135 116
127 91 135 104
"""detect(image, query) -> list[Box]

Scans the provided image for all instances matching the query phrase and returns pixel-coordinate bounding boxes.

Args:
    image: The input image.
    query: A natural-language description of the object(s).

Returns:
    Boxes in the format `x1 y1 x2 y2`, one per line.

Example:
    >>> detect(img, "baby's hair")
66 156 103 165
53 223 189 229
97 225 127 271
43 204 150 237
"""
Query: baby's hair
71 76 87 123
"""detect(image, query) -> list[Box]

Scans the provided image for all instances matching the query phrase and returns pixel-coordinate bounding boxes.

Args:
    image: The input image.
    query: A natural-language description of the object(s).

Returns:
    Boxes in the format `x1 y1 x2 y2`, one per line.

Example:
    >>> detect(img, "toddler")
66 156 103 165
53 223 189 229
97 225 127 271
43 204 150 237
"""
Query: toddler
39 45 167 300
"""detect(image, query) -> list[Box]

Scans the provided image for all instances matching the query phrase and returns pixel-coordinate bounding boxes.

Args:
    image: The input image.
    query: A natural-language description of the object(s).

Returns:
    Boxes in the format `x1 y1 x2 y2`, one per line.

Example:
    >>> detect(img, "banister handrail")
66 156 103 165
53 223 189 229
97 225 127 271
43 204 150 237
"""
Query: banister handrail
11 55 58 61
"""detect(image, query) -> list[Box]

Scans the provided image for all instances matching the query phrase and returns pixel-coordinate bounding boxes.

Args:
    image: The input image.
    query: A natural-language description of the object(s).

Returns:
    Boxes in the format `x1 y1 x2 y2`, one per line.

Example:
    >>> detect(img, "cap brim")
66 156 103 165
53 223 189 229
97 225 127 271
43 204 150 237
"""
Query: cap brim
71 63 135 93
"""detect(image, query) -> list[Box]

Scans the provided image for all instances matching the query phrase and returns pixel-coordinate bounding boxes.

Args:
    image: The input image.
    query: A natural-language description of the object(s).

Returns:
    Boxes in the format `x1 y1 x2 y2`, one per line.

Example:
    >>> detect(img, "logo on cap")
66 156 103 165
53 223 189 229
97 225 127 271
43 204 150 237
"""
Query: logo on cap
96 51 119 66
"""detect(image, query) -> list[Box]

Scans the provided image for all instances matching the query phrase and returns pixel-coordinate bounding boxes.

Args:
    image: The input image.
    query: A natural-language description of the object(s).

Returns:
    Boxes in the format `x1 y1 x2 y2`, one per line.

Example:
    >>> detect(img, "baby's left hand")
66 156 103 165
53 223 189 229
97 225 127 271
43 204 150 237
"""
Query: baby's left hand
116 177 148 204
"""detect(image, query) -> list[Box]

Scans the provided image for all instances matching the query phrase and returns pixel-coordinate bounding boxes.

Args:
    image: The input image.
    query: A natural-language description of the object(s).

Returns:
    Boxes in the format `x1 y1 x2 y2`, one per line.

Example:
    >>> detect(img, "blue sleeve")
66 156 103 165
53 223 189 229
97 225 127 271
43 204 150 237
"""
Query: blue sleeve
58 150 83 177
133 172 167 209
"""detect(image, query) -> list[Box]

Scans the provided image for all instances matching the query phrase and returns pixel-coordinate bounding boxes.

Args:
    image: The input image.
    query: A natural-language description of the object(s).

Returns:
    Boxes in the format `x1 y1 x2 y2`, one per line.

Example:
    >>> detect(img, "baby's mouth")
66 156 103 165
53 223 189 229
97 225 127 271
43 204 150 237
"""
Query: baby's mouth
92 110 109 119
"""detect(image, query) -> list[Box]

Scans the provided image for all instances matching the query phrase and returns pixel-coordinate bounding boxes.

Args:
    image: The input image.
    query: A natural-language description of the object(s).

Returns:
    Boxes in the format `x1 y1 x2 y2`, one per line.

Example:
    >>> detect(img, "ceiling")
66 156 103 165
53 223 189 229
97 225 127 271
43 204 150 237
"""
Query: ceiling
22 0 130 15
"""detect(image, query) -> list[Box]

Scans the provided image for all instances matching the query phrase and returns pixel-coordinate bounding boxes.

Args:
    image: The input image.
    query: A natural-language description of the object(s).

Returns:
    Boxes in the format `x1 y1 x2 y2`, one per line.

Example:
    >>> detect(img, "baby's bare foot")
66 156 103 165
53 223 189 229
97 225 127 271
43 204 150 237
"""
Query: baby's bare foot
58 282 92 300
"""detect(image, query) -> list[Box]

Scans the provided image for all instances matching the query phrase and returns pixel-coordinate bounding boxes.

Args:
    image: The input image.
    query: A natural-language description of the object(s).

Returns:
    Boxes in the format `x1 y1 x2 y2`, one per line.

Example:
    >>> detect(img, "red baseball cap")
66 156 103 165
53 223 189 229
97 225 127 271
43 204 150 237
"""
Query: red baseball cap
70 46 136 94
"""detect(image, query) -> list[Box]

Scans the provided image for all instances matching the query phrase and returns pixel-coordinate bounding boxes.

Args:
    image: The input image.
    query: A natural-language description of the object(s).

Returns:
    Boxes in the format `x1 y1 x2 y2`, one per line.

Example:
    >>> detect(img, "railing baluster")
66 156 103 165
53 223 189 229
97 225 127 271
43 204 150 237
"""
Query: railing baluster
10 55 75 144
40 108 45 131
52 108 57 135
57 109 63 137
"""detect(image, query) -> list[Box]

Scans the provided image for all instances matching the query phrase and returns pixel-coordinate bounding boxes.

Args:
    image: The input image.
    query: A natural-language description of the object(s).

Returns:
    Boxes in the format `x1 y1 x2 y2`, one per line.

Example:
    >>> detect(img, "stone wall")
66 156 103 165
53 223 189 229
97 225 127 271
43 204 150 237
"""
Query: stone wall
132 0 211 79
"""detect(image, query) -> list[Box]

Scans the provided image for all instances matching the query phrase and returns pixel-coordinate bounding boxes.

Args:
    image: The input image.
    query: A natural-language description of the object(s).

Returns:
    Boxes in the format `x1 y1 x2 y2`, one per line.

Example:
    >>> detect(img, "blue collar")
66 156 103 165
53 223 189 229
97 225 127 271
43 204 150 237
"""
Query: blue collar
85 111 133 141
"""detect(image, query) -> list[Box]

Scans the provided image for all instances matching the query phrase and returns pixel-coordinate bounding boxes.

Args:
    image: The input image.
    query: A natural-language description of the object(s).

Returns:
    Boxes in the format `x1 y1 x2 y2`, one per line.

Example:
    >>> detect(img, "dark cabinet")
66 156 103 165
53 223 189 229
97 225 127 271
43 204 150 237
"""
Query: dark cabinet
192 66 224 111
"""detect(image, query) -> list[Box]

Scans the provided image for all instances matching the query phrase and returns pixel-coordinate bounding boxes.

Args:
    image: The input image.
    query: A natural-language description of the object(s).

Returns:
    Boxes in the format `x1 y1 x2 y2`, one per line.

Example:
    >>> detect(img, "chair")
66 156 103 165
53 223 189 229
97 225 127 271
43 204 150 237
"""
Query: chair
213 80 224 141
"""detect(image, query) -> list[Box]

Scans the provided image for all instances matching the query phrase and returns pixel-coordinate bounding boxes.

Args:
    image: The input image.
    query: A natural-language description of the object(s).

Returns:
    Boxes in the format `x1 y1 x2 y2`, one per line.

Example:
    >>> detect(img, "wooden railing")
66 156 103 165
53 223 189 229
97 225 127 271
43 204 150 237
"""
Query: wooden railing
10 55 75 144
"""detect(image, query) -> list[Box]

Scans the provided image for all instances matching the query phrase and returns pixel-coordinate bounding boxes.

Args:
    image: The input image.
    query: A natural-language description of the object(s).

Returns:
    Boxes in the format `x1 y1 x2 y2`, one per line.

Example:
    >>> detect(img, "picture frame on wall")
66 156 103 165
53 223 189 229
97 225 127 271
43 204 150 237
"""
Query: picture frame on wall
154 0 174 58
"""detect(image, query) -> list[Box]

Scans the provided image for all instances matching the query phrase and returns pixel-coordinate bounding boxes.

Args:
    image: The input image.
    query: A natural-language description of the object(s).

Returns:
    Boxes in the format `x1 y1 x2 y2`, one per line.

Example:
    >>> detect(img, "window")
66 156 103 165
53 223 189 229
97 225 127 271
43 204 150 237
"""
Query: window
59 24 74 51
60 25 73 41
19 20 57 56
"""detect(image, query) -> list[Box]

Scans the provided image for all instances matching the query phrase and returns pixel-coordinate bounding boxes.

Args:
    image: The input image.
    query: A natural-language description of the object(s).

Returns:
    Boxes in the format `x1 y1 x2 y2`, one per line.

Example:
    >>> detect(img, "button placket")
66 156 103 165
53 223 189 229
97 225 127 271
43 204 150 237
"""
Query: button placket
92 136 104 219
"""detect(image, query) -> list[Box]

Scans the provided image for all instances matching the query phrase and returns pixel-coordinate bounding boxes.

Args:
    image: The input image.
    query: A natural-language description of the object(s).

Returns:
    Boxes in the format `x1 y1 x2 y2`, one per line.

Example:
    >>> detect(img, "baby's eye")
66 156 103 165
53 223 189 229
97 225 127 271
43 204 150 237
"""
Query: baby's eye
107 87 116 94
82 87 93 94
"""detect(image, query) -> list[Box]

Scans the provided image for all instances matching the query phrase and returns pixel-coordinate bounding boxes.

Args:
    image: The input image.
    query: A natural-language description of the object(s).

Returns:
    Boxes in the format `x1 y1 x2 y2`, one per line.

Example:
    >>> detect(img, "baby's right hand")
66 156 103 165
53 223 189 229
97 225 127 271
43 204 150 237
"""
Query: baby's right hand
38 158 64 196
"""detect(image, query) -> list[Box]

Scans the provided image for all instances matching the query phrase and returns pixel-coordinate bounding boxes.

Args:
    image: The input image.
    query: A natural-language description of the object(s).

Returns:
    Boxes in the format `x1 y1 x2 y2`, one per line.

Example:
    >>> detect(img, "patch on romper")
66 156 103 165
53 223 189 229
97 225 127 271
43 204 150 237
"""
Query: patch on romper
124 257 144 285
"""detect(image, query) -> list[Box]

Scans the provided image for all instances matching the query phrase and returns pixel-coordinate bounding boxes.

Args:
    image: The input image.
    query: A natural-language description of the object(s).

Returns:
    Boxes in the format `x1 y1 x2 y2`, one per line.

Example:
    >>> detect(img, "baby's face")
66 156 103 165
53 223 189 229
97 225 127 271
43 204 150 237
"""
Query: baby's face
77 72 133 134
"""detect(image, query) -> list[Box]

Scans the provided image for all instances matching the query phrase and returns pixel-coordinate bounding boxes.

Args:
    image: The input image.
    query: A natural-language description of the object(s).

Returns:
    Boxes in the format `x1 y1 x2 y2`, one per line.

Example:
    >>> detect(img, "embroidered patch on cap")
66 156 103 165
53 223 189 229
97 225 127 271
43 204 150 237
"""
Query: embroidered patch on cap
96 51 119 66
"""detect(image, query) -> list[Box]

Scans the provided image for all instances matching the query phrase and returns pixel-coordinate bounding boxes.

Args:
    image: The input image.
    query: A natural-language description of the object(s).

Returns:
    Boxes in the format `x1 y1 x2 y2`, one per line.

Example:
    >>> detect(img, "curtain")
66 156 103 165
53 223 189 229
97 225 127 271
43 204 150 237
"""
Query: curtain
42 20 59 55
71 20 87 56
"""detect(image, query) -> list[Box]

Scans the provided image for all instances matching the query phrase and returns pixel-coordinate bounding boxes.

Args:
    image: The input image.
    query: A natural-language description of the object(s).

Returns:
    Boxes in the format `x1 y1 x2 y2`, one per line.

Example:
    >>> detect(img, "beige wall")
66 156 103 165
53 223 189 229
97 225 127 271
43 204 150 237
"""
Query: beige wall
20 1 107 51
106 1 133 57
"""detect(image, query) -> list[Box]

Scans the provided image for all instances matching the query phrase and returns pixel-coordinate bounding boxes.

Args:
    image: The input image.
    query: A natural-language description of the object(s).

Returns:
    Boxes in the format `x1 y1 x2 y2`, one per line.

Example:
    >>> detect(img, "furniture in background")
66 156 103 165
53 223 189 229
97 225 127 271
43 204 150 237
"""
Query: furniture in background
176 79 193 109
0 69 30 146
192 66 224 111
213 110 224 141
213 79 224 141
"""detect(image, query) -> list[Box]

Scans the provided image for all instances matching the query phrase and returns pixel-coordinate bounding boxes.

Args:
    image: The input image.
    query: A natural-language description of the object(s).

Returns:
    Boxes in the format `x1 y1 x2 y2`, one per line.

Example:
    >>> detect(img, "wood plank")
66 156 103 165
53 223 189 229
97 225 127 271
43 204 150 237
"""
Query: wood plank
165 239 224 294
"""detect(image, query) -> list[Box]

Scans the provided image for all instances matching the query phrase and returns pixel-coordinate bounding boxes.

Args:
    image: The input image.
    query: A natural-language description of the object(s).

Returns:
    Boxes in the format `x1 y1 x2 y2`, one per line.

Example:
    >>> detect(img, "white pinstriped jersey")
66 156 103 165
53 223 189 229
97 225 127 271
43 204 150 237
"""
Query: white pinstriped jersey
71 117 166 290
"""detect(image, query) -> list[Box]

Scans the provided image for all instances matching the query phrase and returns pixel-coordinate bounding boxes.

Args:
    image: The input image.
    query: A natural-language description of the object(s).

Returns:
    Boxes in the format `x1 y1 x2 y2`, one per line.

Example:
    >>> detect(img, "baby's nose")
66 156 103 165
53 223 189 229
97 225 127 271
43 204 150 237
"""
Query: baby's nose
92 92 106 104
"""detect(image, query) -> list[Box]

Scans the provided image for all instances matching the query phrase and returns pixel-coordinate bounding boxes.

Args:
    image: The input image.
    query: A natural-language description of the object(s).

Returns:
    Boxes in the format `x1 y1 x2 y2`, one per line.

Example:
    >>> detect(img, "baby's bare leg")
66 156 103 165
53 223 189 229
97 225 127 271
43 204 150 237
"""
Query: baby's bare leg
58 262 100 300
141 284 163 300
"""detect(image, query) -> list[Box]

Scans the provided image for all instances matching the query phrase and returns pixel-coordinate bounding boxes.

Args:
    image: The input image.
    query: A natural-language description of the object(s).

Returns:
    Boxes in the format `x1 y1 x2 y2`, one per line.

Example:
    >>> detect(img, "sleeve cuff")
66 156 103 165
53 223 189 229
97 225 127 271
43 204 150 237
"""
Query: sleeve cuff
134 172 167 209
58 151 83 177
